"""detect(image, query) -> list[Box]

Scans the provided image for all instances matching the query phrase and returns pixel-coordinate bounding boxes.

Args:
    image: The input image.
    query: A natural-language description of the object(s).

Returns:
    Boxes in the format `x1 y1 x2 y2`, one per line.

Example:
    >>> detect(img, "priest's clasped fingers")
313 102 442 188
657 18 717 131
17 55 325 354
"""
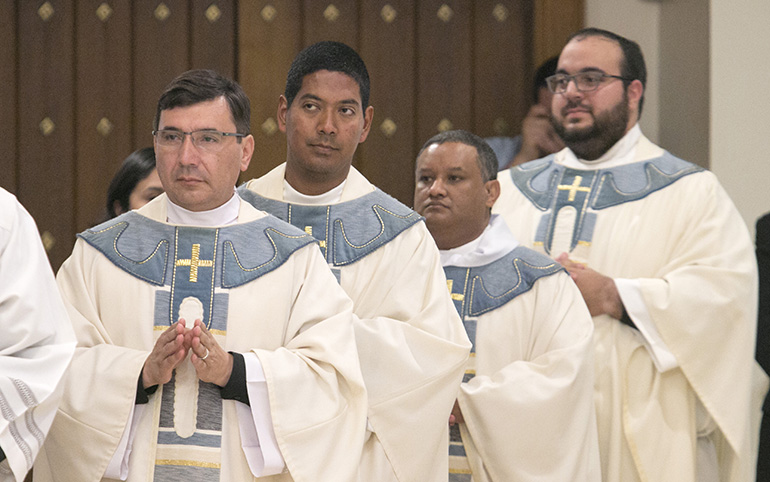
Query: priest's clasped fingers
142 322 187 389
189 319 233 387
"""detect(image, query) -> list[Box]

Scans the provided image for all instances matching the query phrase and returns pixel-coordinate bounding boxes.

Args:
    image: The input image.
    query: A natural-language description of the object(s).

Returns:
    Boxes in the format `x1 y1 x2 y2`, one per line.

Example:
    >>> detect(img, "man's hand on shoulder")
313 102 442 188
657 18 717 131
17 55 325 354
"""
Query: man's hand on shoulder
556 253 624 320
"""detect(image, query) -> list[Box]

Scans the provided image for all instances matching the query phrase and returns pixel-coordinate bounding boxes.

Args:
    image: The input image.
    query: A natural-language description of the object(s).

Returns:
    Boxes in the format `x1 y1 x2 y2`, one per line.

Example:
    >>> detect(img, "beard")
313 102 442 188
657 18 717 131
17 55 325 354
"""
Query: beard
552 91 630 161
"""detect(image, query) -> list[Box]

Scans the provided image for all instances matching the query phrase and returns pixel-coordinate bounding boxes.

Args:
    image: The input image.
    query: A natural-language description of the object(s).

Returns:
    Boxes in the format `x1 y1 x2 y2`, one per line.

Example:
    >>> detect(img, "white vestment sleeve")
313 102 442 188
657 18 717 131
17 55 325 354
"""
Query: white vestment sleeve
0 190 76 482
236 352 285 476
615 278 678 372
104 404 145 480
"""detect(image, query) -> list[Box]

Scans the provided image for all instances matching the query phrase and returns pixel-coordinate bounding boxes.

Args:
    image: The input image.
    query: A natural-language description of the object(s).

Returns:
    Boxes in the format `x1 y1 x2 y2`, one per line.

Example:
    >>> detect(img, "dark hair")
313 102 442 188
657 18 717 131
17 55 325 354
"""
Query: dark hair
417 130 498 183
533 56 559 102
153 69 251 134
106 147 156 219
566 28 647 116
284 41 370 112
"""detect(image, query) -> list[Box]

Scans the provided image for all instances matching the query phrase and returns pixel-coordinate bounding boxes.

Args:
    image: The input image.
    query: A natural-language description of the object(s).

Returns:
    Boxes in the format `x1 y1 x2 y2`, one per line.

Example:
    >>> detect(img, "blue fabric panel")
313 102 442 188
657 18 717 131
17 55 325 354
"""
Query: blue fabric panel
286 204 331 259
579 212 597 245
210 293 228 332
509 156 560 211
592 153 703 210
154 290 171 328
220 219 314 289
78 212 172 286
444 267 470 320
239 188 423 266
466 247 563 317
153 465 220 481
171 228 218 329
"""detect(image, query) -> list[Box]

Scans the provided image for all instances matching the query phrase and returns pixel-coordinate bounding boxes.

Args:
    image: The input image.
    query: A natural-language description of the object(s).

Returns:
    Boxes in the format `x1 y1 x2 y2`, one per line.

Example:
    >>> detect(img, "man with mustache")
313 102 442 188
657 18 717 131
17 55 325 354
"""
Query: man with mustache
493 28 767 481
239 41 471 481
35 69 368 481
413 129 600 481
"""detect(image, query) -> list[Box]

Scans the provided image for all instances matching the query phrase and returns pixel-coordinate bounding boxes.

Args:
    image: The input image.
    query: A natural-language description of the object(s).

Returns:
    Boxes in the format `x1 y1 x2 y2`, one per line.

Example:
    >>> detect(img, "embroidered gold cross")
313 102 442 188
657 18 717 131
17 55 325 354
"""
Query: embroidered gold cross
557 175 591 202
304 226 327 248
446 279 464 301
175 244 213 283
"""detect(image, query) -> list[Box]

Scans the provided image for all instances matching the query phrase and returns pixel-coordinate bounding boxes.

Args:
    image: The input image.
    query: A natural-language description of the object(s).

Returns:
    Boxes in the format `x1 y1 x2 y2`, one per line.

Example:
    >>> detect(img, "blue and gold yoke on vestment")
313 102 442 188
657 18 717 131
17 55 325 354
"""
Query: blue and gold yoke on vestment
444 246 563 482
238 187 422 279
509 153 703 254
78 211 313 480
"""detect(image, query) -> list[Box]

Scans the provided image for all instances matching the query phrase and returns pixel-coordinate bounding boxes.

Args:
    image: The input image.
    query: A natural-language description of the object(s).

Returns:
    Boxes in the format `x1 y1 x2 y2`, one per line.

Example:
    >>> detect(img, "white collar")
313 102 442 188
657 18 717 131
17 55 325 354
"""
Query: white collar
282 178 347 205
562 123 642 170
439 215 519 268
166 191 240 226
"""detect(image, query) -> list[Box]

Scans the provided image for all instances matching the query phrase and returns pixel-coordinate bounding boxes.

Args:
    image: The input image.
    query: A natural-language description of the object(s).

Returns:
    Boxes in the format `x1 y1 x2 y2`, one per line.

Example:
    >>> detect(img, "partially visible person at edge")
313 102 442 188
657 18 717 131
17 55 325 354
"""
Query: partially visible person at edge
239 41 471 481
755 212 770 482
485 56 564 170
0 188 75 482
106 147 163 219
493 27 767 481
34 69 367 481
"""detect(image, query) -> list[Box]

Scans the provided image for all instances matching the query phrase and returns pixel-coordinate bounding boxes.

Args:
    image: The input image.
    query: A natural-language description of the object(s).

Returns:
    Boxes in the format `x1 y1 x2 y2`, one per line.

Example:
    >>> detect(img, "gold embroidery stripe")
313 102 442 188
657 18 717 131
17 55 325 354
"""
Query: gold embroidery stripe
451 293 464 301
155 459 220 469
577 240 591 246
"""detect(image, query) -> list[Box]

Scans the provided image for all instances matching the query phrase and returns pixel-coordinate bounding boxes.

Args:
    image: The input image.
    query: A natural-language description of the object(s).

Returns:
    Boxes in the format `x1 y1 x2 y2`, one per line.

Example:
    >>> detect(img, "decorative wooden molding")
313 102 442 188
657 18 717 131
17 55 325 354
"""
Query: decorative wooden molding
324 4 340 22
380 118 397 138
437 4 453 23
381 4 397 24
96 3 113 22
205 5 222 23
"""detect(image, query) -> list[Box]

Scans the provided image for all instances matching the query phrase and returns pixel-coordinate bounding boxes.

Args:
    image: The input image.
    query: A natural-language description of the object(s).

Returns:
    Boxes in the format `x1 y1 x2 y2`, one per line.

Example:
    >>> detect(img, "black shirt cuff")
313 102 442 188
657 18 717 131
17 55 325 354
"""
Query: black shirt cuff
619 307 636 329
136 373 158 405
220 352 250 406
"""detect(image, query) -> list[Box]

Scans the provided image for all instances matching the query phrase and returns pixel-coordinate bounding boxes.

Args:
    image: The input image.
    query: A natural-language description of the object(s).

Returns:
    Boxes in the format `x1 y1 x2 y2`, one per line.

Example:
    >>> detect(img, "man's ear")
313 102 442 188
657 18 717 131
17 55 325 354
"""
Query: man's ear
485 179 500 208
627 79 643 115
277 95 289 133
359 105 374 143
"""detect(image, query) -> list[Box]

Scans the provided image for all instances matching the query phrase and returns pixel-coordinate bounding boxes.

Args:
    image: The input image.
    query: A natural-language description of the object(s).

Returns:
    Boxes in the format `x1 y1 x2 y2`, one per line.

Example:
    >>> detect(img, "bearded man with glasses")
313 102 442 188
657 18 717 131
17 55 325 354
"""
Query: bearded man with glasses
493 28 767 482
35 69 367 482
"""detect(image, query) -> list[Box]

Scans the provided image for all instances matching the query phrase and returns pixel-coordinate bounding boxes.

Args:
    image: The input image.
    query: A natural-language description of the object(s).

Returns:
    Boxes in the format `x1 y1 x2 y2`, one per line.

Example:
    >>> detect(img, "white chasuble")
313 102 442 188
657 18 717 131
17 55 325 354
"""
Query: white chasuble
442 217 600 482
494 130 768 482
241 165 472 482
34 194 367 482
0 189 75 482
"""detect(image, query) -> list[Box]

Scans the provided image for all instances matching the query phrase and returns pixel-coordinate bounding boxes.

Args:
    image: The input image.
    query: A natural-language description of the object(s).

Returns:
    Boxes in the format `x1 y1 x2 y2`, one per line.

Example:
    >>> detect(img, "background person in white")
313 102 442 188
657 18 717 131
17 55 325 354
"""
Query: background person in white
493 28 768 481
34 69 366 481
414 130 600 481
239 41 471 481
0 188 75 482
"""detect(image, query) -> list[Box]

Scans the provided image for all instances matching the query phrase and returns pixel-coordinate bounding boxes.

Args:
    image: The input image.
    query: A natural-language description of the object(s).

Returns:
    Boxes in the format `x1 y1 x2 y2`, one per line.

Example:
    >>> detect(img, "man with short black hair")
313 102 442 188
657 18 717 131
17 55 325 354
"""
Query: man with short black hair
35 69 367 482
240 41 470 481
494 28 767 481
414 130 600 481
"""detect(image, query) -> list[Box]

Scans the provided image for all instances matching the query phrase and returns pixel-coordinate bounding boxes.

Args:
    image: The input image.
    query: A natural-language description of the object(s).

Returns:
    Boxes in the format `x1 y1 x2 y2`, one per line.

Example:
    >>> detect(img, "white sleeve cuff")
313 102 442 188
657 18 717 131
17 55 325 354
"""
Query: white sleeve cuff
615 278 679 372
104 404 145 480
237 352 285 477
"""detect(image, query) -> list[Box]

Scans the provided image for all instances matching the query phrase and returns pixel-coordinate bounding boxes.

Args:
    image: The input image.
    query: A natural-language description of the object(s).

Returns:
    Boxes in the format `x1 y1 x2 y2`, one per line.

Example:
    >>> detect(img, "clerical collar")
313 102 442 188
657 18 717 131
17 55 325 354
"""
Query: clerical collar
282 178 346 205
440 215 519 268
166 191 240 226
562 123 642 170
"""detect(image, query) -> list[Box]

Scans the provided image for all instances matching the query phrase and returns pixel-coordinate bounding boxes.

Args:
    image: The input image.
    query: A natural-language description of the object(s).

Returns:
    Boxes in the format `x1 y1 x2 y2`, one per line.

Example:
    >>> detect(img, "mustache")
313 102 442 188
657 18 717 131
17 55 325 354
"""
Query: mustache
562 99 591 114
308 135 339 149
